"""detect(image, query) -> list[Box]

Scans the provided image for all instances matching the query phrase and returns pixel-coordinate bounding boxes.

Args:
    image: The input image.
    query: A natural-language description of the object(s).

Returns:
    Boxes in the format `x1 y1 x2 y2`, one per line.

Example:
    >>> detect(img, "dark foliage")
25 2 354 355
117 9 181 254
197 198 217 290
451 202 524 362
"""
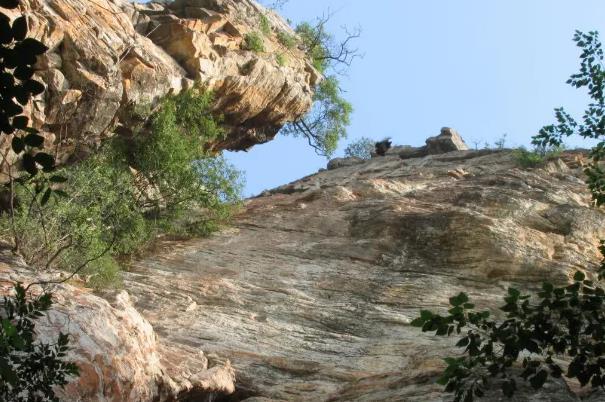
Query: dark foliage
1 284 79 401
414 30 605 401
374 138 392 156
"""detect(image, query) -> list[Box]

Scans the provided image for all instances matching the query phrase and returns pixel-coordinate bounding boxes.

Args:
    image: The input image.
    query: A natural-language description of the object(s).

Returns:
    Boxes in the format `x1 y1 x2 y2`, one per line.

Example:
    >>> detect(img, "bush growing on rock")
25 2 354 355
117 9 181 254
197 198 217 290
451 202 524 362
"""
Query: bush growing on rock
512 145 564 168
277 30 297 49
414 30 605 402
243 32 265 52
1 88 244 288
344 137 375 159
1 284 79 402
259 14 272 36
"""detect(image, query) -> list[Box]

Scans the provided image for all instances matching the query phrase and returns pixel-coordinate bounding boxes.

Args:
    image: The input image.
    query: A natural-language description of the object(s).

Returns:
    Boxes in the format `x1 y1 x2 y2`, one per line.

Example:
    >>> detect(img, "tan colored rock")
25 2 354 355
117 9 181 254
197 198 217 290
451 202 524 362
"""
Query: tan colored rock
0 0 316 174
120 148 603 401
0 248 235 402
426 127 469 154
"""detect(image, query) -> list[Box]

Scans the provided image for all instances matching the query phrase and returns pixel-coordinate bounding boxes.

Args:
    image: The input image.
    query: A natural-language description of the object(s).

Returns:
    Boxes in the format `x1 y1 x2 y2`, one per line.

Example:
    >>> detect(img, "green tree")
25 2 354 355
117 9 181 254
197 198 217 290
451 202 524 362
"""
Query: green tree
344 137 375 159
413 30 605 402
281 15 359 157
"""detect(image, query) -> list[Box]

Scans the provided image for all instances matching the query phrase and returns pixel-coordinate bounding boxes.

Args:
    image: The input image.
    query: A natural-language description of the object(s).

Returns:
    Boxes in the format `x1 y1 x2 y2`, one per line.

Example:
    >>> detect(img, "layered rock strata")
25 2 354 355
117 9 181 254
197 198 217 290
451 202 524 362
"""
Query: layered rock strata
121 145 605 401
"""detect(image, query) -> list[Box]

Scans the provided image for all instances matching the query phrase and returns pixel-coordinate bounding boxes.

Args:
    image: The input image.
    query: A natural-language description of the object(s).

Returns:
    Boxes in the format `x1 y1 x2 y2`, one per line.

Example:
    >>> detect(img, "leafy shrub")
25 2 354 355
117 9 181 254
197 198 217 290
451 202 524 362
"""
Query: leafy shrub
415 30 605 402
295 22 330 73
277 30 297 49
413 271 605 402
1 284 79 402
276 53 288 66
243 32 265 52
259 14 271 36
1 88 244 289
512 145 563 168
344 137 375 159
283 76 353 157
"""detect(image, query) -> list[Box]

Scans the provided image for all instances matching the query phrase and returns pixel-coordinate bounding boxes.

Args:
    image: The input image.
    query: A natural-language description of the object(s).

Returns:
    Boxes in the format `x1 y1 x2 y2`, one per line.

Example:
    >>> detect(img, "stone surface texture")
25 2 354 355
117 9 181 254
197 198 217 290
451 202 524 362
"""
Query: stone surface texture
0 247 235 402
0 0 315 169
119 147 605 401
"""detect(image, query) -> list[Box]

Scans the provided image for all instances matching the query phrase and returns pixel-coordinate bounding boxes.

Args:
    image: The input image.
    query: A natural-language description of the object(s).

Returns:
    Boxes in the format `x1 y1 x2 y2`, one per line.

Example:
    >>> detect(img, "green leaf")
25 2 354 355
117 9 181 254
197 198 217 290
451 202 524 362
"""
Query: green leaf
573 271 586 282
542 282 554 293
53 189 68 198
22 152 38 175
11 15 27 41
34 152 54 171
23 132 44 148
456 337 470 347
12 115 28 129
40 187 51 206
450 292 469 307
11 136 24 153
529 370 548 390
49 175 67 183
0 0 19 9
508 288 521 298
24 78 45 95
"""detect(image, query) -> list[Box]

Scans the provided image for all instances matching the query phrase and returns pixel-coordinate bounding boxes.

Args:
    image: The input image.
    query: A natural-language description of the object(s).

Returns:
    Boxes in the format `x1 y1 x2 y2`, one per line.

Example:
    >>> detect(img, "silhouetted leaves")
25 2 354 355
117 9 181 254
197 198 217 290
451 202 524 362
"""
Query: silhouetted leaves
1 284 79 401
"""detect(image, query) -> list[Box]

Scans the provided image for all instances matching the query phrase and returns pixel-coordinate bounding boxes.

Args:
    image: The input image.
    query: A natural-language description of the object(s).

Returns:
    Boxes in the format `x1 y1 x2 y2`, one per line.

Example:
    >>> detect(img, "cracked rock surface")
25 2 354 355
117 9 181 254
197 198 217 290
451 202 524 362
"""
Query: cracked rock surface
123 149 605 401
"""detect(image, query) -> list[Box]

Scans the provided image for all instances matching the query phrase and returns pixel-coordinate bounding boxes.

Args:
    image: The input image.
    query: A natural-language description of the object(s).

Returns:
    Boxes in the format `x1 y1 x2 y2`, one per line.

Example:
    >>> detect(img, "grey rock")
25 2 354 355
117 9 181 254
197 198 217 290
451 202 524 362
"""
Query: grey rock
327 156 365 170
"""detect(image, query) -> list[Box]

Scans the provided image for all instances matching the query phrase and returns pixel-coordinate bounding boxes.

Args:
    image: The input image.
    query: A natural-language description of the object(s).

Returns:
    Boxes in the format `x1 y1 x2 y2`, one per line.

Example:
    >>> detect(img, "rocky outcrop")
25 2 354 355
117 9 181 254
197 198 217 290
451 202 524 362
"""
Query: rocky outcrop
327 156 365 170
1 0 315 167
119 142 605 401
396 127 469 159
0 247 235 401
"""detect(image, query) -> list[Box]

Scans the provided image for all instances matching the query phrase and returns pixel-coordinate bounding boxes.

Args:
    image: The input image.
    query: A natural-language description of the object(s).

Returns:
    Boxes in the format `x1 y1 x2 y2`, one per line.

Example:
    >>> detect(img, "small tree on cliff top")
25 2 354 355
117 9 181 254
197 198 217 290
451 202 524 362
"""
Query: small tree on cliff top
281 13 360 157
413 31 605 402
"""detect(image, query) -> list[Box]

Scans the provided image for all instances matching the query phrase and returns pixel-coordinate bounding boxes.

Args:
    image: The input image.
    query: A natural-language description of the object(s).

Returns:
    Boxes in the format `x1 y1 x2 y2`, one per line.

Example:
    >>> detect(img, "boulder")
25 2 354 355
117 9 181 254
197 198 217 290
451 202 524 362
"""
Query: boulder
426 127 469 154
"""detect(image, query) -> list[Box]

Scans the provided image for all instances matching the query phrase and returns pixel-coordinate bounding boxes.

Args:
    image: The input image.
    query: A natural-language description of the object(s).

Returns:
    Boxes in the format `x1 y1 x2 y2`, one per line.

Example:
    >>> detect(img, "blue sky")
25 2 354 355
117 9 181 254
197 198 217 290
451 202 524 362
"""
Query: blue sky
149 1 605 196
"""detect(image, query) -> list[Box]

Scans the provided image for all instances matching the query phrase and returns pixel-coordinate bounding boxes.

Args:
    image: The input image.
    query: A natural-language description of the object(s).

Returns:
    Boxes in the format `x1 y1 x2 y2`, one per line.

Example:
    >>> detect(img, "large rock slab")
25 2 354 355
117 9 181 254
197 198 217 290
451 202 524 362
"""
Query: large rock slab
0 0 316 171
0 248 235 402
122 149 605 401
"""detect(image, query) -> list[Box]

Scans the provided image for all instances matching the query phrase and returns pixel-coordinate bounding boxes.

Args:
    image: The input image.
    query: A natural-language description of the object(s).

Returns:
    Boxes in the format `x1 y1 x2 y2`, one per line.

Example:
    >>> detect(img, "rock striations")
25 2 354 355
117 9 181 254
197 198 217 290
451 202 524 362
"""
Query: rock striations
4 134 605 400
118 142 605 401
0 0 316 168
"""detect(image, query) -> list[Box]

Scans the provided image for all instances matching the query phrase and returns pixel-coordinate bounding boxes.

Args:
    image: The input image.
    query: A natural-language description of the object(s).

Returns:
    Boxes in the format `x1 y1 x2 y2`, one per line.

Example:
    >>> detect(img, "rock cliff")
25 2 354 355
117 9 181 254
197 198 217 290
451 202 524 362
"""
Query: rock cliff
4 137 605 401
0 0 316 167
116 144 605 401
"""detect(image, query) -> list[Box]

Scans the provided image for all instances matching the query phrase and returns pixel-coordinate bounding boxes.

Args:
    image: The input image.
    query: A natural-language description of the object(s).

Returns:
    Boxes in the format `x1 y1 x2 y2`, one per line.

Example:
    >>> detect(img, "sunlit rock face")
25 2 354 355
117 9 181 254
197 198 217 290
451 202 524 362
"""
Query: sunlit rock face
122 148 605 401
0 247 236 402
0 0 315 169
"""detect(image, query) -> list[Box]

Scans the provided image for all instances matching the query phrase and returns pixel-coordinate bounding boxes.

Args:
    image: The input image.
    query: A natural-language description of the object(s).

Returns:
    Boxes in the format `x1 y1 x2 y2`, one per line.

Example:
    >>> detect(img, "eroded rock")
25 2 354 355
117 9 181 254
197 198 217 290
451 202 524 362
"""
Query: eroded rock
0 0 316 173
426 127 469 154
120 149 603 401
0 248 235 402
